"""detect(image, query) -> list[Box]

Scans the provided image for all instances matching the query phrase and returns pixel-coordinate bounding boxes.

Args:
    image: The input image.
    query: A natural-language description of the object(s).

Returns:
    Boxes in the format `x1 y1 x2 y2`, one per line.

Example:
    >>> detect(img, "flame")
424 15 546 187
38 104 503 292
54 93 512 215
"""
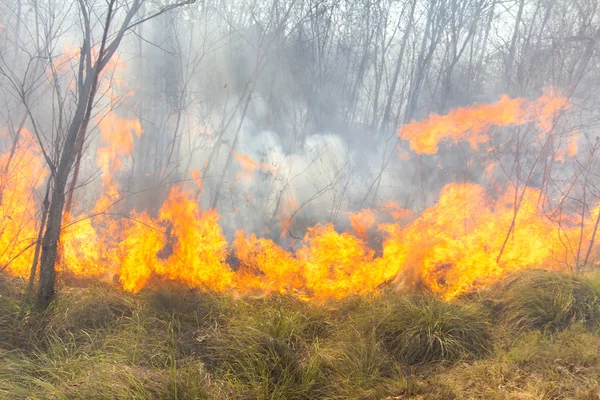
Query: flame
389 183 573 298
0 130 48 276
232 223 399 300
233 231 303 296
97 114 143 189
61 112 142 278
380 201 414 221
233 151 276 183
48 45 80 94
118 211 164 291
556 133 579 163
278 191 297 238
190 169 203 191
3 90 600 302
399 91 569 154
152 186 234 291
349 209 376 239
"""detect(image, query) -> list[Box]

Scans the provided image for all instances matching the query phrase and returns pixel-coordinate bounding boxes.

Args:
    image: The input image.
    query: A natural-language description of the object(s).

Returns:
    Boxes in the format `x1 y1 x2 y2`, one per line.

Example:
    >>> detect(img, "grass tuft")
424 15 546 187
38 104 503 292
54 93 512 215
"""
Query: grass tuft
376 294 492 365
203 304 326 399
490 270 600 333
48 285 135 333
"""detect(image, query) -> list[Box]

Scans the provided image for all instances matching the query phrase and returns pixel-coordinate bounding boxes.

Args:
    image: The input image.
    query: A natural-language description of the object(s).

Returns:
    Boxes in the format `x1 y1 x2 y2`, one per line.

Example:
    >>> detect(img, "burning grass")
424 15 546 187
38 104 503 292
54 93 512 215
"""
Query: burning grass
2 269 600 399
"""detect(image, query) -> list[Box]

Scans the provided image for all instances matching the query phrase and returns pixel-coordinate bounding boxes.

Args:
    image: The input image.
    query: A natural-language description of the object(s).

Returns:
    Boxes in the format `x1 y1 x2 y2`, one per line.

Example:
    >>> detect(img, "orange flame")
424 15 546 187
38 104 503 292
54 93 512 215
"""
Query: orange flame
349 209 376 239
277 192 298 238
233 151 276 183
380 201 414 221
0 130 48 276
386 183 575 298
2 90 599 302
97 114 143 188
399 90 569 154
556 133 579 163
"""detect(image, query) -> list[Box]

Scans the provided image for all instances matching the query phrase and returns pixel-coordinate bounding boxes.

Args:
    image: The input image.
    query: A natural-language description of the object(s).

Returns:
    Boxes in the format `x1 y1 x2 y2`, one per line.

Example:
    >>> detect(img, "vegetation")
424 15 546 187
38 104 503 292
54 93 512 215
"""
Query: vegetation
375 294 491 365
3 0 600 311
488 270 600 333
2 270 600 399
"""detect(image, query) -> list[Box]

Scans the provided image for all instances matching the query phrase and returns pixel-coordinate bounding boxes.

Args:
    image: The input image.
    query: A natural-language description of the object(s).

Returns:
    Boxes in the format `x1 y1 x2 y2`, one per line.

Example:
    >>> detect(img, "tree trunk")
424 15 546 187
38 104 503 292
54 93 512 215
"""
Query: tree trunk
36 172 68 308
36 62 98 308
505 0 525 90
380 0 417 132
35 0 111 309
27 182 51 297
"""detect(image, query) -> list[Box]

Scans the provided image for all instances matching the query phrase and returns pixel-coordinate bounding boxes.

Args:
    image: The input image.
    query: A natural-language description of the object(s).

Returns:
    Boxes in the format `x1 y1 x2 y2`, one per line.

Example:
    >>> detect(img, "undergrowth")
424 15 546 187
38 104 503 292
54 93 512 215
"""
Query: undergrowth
1 270 600 399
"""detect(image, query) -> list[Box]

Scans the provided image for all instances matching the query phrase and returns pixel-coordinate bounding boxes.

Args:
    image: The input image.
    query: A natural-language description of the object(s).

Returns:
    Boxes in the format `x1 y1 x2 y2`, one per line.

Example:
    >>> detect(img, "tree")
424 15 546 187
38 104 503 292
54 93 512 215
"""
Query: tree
1 0 196 308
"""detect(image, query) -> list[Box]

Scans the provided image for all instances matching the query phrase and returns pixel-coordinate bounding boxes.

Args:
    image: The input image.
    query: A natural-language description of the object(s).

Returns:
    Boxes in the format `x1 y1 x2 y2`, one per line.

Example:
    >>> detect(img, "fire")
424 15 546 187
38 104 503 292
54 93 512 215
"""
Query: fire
399 90 569 154
0 130 48 276
380 201 413 221
61 112 142 279
390 183 571 298
233 151 276 183
349 209 376 239
97 114 143 189
233 231 303 295
232 223 399 300
278 192 297 238
556 133 579 163
60 217 104 277
153 186 233 291
118 211 164 292
297 224 382 299
2 89 599 302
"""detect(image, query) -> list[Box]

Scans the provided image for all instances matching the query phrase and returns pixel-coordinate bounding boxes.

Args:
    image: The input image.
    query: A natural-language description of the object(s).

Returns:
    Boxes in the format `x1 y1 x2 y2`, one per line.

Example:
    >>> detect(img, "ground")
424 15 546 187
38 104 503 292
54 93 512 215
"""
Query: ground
1 269 600 399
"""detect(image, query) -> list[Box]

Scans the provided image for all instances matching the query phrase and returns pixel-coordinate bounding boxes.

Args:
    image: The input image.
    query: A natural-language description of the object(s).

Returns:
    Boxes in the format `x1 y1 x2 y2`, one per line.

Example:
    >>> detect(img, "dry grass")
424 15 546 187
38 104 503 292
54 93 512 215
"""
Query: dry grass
1 270 600 399
375 294 492 365
485 270 600 333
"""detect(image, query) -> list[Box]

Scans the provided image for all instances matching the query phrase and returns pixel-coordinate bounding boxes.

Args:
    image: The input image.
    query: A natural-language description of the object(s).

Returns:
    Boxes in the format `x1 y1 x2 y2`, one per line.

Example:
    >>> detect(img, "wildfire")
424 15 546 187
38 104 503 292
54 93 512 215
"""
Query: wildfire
233 151 276 183
0 130 47 277
2 89 598 301
349 209 376 240
380 201 413 221
398 89 570 154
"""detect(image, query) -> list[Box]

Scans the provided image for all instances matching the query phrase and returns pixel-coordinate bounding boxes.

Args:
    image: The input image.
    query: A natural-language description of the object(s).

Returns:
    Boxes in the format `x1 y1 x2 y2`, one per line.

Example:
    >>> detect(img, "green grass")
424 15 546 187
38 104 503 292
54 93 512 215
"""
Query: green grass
1 270 600 399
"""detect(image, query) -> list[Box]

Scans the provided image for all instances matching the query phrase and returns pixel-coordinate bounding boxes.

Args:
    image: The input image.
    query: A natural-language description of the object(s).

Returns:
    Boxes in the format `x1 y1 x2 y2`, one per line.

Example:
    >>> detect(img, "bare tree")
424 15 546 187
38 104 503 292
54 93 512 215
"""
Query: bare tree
1 0 196 308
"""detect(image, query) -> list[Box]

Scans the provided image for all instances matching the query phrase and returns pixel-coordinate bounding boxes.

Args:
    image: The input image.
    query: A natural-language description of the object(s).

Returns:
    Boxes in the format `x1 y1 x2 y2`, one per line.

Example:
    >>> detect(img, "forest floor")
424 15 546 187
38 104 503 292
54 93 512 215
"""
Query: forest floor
2 269 600 399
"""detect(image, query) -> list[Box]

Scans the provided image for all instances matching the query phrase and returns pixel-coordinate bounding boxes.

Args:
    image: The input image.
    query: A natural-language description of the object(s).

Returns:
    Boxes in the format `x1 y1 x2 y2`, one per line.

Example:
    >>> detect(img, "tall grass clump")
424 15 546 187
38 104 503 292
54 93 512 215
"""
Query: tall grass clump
203 299 326 400
47 286 135 333
492 270 600 333
0 277 24 347
376 294 491 365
